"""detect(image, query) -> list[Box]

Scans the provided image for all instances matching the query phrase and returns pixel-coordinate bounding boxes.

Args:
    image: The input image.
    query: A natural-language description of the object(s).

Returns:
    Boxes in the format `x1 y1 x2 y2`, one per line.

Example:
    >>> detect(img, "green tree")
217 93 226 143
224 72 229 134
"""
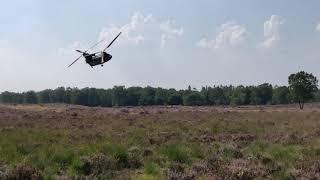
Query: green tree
167 92 182 105
154 88 168 105
272 86 290 105
315 90 320 102
125 87 142 106
207 86 230 105
139 87 155 106
0 91 14 103
87 88 100 106
51 87 66 103
98 89 113 107
250 83 273 105
112 86 127 106
24 91 38 104
231 86 251 105
183 92 204 106
288 71 318 109
38 89 52 103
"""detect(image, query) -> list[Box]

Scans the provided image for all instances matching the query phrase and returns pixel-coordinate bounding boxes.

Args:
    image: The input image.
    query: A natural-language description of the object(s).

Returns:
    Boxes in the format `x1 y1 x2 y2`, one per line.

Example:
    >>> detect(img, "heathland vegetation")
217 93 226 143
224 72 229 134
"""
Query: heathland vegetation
0 104 320 179
0 71 319 179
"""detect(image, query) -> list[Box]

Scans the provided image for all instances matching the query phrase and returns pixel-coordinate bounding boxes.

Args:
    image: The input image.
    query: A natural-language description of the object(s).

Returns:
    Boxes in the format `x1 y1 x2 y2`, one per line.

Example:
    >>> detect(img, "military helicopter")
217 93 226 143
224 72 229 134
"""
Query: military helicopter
68 32 122 68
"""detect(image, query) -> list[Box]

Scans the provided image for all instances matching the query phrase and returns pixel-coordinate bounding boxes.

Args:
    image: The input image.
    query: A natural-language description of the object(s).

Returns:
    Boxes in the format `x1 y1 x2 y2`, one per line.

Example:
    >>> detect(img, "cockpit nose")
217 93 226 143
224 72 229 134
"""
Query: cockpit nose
108 54 112 60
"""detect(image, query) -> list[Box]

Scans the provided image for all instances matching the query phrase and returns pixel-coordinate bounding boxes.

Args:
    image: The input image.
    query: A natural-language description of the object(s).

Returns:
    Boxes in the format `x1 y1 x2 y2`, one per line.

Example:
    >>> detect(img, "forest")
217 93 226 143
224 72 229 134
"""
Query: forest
0 71 319 108
1 84 319 107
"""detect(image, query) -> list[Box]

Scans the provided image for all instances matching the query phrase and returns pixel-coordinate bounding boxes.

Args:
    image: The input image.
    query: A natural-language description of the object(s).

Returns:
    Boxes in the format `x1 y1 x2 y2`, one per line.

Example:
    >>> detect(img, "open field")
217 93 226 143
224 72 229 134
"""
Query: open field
0 104 319 179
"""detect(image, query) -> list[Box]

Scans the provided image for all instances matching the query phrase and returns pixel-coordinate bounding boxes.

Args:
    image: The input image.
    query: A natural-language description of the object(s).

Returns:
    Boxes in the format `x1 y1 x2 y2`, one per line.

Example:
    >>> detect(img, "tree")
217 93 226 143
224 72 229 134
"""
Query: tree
167 92 182 105
0 91 15 103
207 86 230 105
125 87 142 106
112 86 127 106
288 71 318 109
38 89 52 103
183 92 204 106
139 87 155 106
272 86 290 105
154 88 168 105
315 90 320 102
98 89 113 107
24 91 38 104
231 86 251 105
250 83 273 105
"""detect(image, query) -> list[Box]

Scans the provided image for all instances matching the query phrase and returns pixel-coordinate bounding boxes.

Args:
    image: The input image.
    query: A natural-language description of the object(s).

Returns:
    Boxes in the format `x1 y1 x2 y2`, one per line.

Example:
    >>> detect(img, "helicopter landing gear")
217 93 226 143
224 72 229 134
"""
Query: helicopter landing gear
101 64 104 67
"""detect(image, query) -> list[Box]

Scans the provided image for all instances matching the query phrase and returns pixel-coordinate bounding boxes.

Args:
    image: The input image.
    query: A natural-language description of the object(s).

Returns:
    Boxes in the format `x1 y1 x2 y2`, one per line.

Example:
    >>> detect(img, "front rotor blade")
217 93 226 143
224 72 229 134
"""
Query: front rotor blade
68 55 83 67
85 38 106 53
103 32 122 51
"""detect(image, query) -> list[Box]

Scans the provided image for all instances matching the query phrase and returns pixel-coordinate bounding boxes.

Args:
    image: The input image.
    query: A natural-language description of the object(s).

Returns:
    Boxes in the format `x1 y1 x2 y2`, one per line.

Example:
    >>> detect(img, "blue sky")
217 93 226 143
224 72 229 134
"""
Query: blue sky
1 0 320 92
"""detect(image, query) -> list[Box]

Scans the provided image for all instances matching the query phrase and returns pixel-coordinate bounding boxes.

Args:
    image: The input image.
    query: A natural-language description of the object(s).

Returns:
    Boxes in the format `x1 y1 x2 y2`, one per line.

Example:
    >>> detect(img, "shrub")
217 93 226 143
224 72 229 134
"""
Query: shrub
162 145 190 164
74 153 115 176
6 164 43 180
144 161 160 175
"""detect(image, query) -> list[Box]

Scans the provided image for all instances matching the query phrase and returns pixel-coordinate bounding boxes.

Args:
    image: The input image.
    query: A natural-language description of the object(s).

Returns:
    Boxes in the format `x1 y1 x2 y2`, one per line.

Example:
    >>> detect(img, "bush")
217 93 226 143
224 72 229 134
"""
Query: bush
74 153 115 176
162 145 190 164
6 164 43 180
144 161 160 175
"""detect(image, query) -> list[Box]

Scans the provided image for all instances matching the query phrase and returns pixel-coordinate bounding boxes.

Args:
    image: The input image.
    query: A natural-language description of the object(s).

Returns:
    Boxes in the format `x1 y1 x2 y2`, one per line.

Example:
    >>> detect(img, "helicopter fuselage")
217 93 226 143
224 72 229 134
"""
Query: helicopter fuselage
84 52 112 67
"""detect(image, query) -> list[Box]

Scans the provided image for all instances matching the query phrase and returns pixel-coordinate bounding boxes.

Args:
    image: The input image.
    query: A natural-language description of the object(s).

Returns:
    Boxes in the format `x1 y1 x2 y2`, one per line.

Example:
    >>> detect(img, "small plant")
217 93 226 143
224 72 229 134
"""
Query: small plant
73 153 115 176
220 146 243 161
52 148 75 168
6 164 43 180
144 161 160 175
162 145 190 164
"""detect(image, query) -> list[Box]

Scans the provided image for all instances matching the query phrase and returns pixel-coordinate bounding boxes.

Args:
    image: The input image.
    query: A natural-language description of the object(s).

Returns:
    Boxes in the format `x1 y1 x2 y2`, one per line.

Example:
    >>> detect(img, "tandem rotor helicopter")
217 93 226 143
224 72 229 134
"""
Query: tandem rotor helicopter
68 32 122 68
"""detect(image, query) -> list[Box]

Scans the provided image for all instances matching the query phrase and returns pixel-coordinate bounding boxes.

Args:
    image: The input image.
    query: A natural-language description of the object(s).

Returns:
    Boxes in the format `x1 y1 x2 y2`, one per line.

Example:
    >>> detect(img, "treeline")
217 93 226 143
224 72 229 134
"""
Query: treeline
1 84 320 107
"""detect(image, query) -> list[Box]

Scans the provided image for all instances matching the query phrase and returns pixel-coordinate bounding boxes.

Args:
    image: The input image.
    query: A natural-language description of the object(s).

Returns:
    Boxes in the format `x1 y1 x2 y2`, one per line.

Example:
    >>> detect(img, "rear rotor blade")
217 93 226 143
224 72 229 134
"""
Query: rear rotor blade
76 50 84 53
68 55 83 67
103 32 122 51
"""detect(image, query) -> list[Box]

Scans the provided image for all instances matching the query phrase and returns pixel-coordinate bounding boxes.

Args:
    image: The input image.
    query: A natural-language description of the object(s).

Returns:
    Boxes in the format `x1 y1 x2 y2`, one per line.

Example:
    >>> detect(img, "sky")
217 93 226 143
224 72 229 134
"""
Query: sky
1 0 320 92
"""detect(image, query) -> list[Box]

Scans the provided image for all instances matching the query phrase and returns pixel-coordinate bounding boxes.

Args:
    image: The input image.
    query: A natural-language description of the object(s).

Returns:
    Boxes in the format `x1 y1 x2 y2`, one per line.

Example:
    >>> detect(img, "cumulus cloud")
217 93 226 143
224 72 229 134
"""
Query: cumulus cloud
60 11 184 54
160 20 184 48
258 15 285 49
98 12 154 46
196 21 248 50
97 12 183 48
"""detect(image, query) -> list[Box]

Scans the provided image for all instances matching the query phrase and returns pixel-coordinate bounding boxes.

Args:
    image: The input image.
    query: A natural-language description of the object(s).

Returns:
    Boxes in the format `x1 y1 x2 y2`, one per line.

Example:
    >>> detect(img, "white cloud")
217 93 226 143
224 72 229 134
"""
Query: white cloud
97 12 183 49
316 23 320 32
197 21 248 50
258 15 285 49
98 12 154 46
160 20 184 48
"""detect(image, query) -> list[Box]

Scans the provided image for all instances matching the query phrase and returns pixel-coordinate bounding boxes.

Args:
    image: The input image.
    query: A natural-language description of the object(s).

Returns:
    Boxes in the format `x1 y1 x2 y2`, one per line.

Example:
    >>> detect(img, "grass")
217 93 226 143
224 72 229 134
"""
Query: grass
144 161 160 175
161 144 190 164
0 104 319 179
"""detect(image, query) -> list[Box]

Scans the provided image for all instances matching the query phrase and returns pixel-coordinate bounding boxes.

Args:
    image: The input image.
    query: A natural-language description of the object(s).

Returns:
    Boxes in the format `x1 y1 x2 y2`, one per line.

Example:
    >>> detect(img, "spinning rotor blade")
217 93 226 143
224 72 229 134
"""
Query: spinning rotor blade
76 50 84 53
85 38 106 53
103 32 122 51
68 55 83 67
